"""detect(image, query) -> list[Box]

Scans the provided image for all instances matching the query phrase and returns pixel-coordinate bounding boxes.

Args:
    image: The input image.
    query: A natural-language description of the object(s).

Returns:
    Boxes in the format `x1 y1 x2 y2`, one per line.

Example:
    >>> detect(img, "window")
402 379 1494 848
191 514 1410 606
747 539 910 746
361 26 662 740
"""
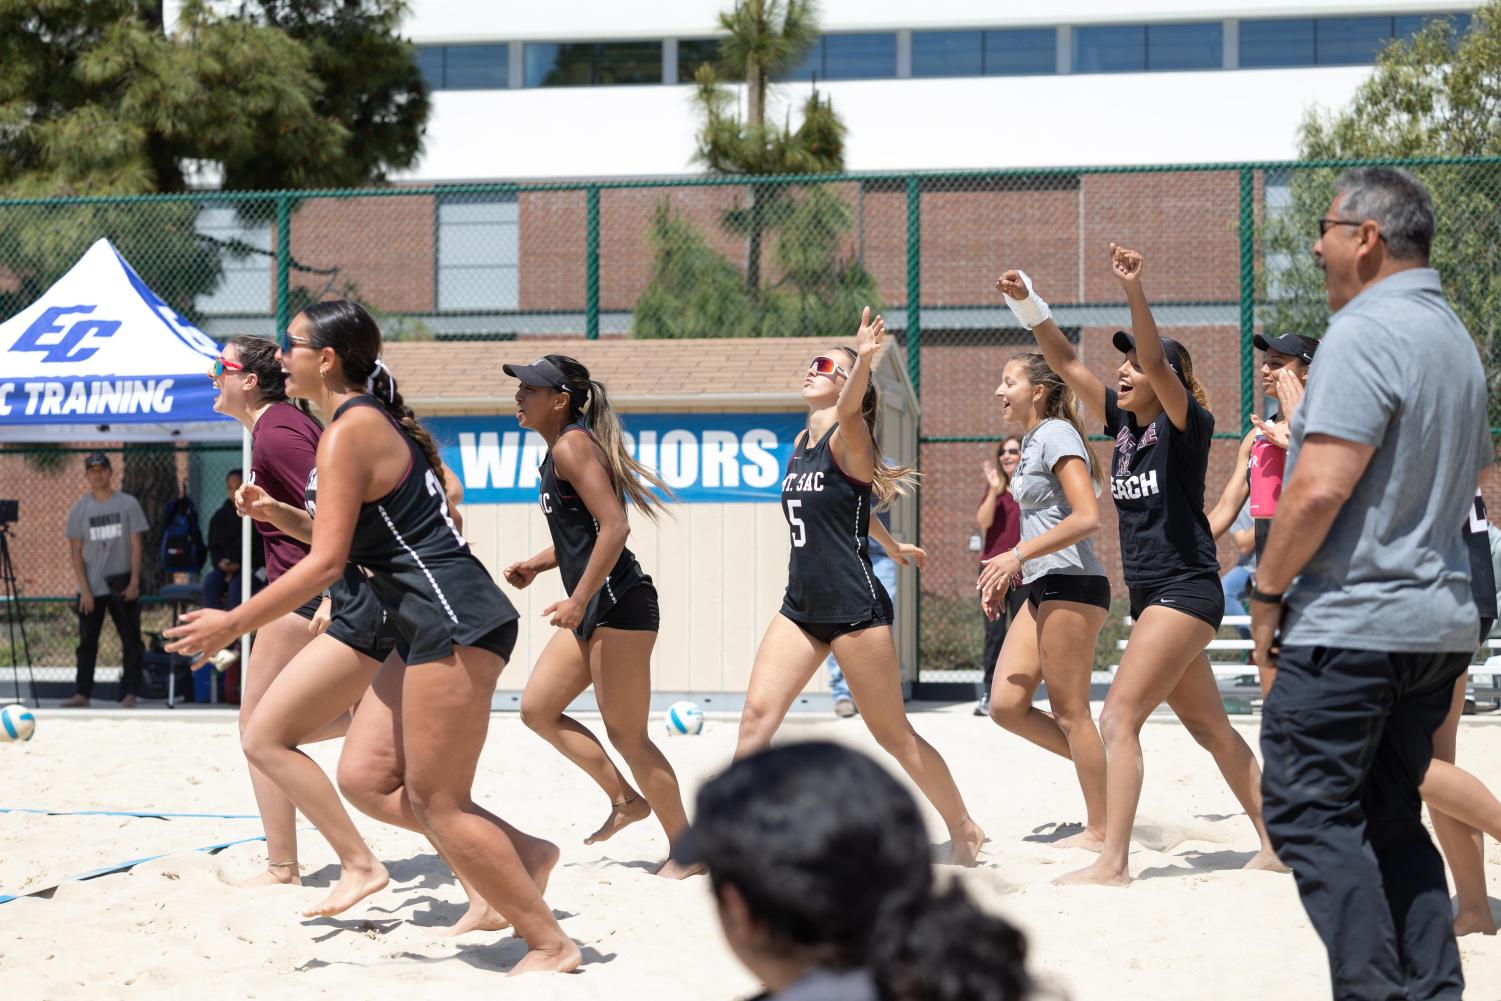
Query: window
779 33 897 81
1315 17 1395 65
823 33 897 79
416 46 445 89
194 206 272 315
1147 23 1221 70
437 195 519 311
984 30 1056 75
678 38 721 82
524 41 662 87
912 31 983 77
444 44 509 89
1396 12 1471 41
1074 25 1146 72
1239 19 1315 67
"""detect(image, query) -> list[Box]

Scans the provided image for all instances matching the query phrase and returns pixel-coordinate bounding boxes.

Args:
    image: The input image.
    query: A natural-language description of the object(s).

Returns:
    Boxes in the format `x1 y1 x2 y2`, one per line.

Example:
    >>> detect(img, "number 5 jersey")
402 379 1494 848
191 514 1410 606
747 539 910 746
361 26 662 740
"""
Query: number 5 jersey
779 423 893 626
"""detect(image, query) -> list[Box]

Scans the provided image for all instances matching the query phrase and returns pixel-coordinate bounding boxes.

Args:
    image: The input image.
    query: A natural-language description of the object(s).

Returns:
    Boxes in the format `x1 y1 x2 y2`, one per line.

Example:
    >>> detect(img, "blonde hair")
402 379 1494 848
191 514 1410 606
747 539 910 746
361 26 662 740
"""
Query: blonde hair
547 355 674 521
834 346 918 510
1007 353 1107 492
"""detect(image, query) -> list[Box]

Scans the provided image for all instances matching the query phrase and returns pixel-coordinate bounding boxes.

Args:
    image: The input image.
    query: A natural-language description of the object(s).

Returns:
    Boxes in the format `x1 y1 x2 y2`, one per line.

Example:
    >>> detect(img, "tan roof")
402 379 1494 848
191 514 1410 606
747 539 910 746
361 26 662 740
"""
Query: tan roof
383 337 912 409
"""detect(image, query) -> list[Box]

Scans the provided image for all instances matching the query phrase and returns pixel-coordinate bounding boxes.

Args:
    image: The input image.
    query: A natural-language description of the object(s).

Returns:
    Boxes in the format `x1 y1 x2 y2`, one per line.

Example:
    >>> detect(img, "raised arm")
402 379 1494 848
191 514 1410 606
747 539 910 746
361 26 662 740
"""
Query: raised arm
1111 244 1189 431
1207 429 1256 540
976 464 1003 531
829 307 882 477
997 270 1107 422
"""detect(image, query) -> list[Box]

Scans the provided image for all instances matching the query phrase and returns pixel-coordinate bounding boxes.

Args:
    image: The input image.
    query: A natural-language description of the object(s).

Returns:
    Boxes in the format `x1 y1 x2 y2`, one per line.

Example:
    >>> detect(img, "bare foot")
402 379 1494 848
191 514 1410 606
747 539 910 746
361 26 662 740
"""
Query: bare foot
654 857 705 880
583 794 651 845
946 819 986 867
508 938 583 976
446 839 560 937
1055 828 1106 853
446 900 512 937
1454 910 1498 937
238 866 302 888
1242 848 1290 873
302 860 389 917
1055 859 1131 887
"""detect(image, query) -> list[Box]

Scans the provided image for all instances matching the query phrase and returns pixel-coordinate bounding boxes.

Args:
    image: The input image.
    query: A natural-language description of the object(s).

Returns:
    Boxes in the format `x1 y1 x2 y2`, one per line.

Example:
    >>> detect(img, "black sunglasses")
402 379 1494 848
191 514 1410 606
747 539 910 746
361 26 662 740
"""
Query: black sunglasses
1316 217 1387 242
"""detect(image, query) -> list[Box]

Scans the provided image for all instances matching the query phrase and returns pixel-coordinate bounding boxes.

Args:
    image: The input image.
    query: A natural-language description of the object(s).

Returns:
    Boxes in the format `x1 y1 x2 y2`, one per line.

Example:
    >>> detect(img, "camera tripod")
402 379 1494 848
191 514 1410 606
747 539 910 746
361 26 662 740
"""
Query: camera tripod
0 522 37 708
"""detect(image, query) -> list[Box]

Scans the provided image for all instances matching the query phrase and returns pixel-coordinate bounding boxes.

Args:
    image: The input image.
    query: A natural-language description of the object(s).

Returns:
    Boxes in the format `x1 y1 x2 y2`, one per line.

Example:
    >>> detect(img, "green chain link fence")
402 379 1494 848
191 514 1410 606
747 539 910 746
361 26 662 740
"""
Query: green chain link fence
3 157 1499 688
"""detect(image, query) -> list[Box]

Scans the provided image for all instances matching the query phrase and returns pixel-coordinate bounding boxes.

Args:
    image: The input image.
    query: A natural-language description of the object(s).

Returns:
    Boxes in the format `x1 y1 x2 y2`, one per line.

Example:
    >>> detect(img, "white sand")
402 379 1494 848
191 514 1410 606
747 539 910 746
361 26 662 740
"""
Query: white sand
4 706 1501 999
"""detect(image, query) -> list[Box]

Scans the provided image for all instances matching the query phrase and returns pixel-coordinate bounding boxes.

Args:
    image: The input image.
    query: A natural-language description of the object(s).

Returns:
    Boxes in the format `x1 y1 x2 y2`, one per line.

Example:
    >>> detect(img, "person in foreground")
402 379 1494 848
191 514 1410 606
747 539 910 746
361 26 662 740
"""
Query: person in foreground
1251 167 1490 1000
676 742 1035 1001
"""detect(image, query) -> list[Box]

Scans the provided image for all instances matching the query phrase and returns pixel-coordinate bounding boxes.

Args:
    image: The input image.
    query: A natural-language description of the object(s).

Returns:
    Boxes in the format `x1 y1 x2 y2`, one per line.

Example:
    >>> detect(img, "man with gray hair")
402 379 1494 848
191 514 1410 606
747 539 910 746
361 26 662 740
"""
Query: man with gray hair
1251 167 1490 998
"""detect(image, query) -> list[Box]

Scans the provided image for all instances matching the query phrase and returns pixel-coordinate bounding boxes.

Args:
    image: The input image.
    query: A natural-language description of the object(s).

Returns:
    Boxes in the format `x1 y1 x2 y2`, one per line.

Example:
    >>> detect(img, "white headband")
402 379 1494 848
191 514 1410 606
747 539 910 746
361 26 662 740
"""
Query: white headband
365 357 395 403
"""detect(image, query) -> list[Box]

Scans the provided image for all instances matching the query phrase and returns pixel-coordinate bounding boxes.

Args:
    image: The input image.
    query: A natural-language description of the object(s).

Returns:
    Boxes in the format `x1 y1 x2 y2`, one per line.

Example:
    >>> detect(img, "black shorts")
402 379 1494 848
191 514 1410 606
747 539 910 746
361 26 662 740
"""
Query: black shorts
584 582 660 639
396 618 517 665
783 605 893 646
1128 572 1224 630
291 596 322 621
1017 573 1111 612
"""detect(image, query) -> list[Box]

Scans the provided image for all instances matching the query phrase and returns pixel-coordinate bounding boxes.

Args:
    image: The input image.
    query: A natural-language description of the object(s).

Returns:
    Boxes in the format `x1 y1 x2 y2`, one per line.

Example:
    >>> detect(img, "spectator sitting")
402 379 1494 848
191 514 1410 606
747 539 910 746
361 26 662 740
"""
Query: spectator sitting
202 468 264 611
62 452 148 708
674 742 1035 1001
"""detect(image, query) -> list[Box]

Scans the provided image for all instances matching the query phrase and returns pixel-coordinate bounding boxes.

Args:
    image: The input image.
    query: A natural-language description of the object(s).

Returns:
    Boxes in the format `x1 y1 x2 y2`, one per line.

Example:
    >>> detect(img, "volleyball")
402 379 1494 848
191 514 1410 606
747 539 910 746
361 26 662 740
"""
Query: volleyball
664 701 703 737
0 704 36 743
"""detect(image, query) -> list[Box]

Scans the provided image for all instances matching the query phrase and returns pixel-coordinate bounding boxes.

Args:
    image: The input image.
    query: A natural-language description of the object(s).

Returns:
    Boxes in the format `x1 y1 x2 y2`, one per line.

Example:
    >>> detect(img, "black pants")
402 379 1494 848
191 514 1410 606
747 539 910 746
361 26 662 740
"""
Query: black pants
76 592 144 698
1261 644 1469 1001
980 607 1008 688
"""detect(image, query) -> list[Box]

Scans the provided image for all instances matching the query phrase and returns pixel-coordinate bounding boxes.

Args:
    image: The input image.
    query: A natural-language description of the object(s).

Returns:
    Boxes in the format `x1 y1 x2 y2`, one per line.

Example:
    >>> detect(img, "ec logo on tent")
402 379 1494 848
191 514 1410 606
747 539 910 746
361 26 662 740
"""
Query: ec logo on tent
9 306 121 364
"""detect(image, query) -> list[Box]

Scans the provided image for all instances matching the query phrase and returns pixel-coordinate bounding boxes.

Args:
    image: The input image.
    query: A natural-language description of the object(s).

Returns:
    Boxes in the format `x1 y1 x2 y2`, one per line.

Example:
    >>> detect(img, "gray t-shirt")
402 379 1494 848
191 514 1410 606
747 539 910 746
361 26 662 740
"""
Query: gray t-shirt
65 491 148 597
1283 268 1491 652
1010 418 1106 584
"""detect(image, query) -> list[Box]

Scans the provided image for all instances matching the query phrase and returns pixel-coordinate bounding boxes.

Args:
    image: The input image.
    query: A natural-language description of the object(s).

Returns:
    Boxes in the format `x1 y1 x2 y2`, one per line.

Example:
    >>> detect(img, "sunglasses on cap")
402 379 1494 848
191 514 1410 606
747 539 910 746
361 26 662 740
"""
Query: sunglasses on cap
809 356 849 379
210 355 244 379
278 328 313 354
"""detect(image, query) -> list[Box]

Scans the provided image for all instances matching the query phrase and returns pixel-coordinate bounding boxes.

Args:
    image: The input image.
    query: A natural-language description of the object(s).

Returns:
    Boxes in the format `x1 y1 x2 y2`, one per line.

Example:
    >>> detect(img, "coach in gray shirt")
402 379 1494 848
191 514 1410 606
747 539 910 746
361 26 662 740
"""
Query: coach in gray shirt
1251 168 1490 1001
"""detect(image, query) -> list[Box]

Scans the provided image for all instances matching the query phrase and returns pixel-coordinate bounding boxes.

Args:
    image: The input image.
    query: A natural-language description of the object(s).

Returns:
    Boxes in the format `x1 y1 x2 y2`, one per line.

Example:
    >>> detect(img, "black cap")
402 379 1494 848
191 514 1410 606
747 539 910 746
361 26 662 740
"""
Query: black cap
1112 330 1185 380
502 357 573 394
1253 333 1319 365
83 451 111 469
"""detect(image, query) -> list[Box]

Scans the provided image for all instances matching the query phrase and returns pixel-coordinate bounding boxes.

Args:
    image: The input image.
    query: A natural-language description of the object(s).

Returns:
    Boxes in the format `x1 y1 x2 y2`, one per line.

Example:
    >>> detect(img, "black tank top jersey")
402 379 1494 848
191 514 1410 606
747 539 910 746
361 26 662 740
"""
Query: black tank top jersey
1467 491 1497 620
1103 389 1220 589
317 396 518 660
538 422 650 637
779 423 892 624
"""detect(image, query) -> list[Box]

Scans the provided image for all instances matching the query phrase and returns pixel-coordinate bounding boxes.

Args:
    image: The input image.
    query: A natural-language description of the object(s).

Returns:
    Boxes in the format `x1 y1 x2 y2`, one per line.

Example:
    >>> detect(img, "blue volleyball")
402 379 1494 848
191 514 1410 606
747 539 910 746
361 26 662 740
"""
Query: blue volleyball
0 704 36 743
664 701 703 736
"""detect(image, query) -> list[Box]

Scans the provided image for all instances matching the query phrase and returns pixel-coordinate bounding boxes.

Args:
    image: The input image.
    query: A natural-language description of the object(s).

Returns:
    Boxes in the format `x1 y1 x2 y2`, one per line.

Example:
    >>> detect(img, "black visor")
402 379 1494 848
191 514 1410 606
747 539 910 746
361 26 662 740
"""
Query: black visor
1113 330 1185 381
503 357 571 393
1253 333 1319 365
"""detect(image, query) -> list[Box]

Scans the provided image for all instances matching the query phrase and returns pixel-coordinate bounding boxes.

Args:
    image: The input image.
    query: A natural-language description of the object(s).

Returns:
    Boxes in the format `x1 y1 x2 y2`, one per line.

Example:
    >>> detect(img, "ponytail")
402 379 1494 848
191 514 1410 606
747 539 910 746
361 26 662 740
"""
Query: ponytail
297 299 439 480
367 363 445 484
1176 343 1211 412
228 334 321 427
833 347 918 510
547 355 675 520
1008 352 1105 492
873 884 1036 1001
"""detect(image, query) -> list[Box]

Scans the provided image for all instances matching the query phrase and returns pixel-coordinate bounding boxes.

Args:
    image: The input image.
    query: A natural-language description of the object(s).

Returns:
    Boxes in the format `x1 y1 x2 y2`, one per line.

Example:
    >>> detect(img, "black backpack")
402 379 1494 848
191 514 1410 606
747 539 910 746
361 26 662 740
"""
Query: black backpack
160 494 207 574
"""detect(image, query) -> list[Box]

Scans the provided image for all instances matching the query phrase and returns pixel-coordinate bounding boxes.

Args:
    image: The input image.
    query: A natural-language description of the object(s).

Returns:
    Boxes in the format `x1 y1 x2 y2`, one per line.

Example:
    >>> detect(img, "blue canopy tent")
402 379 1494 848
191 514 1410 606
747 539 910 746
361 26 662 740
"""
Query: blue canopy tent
0 239 253 693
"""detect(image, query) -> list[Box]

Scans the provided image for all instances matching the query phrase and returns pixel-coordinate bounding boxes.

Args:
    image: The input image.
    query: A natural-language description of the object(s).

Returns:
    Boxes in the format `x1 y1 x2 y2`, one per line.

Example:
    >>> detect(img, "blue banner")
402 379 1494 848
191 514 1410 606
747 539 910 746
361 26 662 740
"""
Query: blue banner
0 376 222 424
427 412 807 504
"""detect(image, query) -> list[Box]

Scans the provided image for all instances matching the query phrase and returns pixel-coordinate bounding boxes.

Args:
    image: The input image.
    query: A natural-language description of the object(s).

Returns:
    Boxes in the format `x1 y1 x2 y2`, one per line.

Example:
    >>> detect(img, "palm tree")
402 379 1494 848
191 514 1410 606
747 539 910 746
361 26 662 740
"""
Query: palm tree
693 0 845 295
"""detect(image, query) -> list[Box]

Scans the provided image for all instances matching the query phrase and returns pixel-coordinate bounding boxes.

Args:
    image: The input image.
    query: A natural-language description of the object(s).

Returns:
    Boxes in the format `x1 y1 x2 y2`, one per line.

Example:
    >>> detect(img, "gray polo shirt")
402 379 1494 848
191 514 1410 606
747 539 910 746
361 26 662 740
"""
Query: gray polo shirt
1282 268 1491 652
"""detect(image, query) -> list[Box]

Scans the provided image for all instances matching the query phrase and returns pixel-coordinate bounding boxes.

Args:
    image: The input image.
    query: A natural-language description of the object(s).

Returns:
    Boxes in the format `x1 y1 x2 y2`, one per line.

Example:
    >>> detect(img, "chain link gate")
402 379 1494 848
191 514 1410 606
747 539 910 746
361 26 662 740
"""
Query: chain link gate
2 158 1499 690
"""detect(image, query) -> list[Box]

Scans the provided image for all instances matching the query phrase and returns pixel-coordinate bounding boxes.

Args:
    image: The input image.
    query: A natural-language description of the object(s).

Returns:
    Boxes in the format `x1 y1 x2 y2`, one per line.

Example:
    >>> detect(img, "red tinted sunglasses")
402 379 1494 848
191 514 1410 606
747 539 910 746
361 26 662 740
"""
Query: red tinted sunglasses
809 356 849 379
211 355 244 379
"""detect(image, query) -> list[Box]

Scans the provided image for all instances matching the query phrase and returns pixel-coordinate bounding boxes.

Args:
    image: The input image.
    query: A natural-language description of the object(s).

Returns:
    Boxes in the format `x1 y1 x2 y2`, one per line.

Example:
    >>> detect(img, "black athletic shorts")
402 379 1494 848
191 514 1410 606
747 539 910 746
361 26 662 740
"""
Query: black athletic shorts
1017 573 1111 612
585 582 660 639
291 596 322 621
784 595 894 646
395 618 518 666
1128 571 1224 630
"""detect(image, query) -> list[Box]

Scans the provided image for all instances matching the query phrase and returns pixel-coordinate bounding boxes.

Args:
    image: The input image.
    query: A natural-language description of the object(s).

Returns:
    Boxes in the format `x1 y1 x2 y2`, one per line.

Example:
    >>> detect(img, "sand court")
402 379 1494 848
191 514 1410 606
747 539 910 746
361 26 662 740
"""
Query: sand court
5 707 1501 999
